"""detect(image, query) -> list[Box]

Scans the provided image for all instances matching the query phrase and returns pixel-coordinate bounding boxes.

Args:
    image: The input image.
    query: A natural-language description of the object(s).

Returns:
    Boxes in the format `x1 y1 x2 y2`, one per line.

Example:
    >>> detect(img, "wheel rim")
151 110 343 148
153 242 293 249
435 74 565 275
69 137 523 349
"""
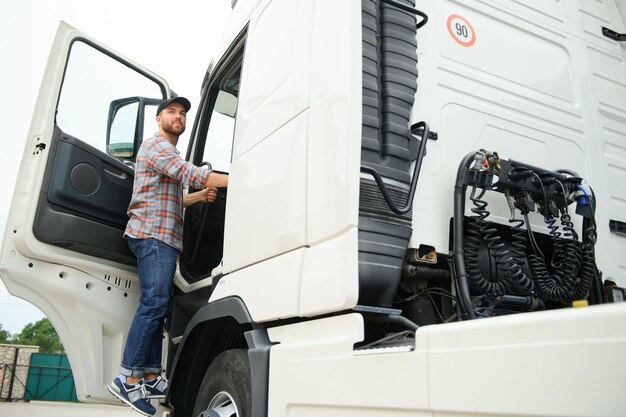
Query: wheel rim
199 390 239 417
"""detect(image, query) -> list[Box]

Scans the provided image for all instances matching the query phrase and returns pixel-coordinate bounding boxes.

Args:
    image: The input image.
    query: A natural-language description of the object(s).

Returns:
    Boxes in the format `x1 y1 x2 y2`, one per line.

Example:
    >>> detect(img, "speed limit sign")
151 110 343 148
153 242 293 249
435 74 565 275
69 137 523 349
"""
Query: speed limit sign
447 14 476 47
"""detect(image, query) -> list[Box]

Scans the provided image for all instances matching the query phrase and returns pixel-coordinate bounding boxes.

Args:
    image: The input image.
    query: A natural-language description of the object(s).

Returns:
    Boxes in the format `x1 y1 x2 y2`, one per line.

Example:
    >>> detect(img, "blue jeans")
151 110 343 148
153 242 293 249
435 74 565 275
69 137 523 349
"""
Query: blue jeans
121 238 179 377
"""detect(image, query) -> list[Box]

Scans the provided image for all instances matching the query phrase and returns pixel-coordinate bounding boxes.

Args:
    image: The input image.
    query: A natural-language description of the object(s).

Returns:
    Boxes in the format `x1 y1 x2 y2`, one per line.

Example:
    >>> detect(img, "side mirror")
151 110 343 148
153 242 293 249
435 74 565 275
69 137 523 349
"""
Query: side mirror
106 96 162 160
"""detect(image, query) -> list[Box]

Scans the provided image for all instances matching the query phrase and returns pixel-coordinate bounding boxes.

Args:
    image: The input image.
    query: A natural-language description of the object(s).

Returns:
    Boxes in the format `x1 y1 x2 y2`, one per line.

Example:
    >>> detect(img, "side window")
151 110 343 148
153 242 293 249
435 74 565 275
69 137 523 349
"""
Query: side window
197 55 242 172
56 40 163 158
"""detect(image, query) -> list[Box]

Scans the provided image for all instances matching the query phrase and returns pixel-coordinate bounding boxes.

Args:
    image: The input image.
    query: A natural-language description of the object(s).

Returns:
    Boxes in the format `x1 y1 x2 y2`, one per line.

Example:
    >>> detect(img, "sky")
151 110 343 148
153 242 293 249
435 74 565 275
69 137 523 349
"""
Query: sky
0 0 232 335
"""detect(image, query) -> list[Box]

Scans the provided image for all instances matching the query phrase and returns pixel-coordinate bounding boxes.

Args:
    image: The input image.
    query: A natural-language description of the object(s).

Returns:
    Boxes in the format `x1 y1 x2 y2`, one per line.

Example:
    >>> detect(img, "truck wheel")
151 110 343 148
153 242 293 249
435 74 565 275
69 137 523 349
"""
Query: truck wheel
193 349 251 417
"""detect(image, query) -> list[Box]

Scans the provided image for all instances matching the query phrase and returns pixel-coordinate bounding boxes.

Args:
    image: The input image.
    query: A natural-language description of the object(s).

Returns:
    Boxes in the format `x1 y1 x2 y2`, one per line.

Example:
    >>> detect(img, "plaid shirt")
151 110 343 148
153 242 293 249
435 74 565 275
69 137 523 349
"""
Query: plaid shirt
125 133 209 251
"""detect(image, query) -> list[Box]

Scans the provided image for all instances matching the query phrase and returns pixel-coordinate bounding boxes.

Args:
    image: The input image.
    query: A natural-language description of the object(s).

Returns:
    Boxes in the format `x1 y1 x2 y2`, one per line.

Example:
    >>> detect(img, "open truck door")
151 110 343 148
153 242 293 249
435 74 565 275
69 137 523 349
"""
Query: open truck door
0 21 172 403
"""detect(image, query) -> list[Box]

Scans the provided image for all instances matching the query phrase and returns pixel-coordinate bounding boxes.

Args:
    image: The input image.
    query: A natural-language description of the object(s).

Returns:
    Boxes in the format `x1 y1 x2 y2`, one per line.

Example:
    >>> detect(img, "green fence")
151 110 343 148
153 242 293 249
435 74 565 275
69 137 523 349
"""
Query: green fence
24 353 78 402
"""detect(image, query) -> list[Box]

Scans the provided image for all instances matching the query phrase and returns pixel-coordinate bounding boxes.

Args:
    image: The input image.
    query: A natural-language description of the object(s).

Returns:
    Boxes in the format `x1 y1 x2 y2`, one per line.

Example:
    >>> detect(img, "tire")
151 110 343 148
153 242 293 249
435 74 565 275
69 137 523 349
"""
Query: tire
192 349 251 417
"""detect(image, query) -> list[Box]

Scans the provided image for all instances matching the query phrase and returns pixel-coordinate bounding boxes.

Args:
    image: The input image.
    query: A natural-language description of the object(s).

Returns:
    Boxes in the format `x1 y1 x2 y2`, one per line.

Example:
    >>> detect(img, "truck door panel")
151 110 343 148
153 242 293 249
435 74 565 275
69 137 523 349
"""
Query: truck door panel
0 21 172 404
33 127 135 265
25 34 168 265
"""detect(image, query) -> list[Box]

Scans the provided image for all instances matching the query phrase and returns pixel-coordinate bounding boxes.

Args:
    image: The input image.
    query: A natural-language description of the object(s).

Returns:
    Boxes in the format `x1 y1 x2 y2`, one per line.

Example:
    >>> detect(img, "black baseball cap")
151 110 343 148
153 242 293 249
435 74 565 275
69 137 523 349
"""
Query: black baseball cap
156 96 191 116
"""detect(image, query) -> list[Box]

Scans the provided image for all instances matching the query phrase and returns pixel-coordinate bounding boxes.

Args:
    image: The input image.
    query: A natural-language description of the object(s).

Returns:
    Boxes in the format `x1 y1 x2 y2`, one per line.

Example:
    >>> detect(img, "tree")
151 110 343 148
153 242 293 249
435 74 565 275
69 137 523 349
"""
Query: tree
13 318 64 354
0 323 11 343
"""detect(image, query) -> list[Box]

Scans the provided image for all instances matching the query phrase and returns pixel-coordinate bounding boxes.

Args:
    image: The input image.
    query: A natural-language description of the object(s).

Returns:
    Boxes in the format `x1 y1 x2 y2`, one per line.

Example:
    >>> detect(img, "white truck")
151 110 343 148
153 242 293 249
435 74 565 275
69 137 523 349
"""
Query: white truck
2 0 626 416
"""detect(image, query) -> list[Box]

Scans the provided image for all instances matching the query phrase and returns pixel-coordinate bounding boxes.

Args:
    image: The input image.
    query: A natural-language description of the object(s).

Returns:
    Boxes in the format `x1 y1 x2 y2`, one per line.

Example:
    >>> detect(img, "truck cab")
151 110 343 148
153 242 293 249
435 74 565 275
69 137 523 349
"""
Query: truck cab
2 1 626 416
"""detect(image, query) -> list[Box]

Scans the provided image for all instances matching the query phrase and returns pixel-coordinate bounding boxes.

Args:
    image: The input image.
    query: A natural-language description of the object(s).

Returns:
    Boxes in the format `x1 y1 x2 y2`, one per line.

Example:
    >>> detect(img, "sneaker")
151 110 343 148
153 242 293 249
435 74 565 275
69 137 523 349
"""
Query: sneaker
108 376 156 416
144 375 168 399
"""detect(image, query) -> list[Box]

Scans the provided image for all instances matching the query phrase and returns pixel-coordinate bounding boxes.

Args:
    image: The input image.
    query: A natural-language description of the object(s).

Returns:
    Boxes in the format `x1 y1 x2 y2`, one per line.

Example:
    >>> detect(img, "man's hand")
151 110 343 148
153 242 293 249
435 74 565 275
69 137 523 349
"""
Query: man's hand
183 187 218 207
204 187 218 203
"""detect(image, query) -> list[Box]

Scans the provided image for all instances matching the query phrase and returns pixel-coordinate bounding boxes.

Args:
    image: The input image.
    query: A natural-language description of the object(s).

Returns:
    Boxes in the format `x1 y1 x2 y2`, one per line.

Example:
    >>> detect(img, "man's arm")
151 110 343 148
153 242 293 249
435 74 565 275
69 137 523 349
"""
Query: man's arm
148 141 213 190
205 172 228 189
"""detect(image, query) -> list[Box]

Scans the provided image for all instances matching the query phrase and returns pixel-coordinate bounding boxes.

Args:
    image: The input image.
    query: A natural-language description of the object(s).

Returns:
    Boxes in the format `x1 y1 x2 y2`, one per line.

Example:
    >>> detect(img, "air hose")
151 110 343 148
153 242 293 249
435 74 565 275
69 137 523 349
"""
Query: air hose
464 186 534 296
529 213 585 303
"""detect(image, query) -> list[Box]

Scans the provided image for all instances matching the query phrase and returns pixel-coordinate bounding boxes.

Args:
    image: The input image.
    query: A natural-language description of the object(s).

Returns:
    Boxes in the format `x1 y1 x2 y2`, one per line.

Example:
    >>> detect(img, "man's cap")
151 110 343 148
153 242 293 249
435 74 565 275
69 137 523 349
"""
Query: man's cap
156 97 191 116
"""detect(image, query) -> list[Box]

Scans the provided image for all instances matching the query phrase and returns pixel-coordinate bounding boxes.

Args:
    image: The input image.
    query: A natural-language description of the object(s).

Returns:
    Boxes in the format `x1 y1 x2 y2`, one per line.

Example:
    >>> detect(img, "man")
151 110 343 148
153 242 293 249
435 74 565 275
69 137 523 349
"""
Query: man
108 97 228 416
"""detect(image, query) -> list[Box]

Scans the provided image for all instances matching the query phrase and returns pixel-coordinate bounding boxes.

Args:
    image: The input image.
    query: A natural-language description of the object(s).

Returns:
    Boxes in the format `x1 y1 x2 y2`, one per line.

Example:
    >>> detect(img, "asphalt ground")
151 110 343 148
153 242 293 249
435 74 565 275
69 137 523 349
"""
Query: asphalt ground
0 400 159 417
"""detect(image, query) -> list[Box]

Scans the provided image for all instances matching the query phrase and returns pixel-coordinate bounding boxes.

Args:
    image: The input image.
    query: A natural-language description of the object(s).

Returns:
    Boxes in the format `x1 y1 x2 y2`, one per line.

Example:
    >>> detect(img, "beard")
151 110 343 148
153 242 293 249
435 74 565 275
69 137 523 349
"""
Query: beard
162 120 186 137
